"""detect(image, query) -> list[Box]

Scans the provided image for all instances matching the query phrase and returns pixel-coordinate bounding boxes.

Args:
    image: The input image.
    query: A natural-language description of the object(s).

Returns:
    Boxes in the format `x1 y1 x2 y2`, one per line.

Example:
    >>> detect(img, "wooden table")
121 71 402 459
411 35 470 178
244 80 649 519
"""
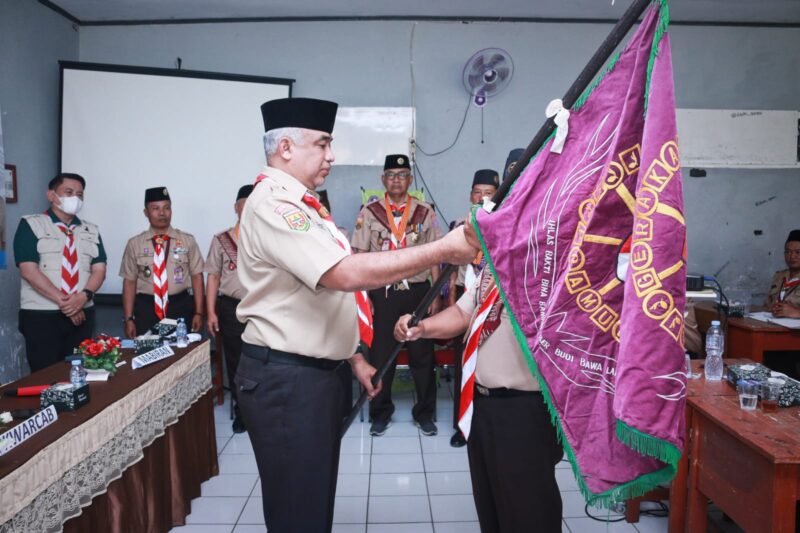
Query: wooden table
667 359 740 532
0 341 218 533
695 302 800 363
665 359 800 532
685 395 800 532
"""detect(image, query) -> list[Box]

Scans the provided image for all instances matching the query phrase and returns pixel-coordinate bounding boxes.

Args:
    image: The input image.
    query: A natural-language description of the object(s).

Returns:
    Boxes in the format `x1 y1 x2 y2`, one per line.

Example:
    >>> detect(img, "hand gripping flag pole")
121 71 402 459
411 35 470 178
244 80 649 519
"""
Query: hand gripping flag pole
341 0 653 438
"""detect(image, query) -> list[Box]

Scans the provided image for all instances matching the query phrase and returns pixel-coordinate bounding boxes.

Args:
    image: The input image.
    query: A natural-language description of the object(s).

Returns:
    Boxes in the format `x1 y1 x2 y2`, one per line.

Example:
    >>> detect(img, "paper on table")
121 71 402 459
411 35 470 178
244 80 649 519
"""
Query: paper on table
747 311 800 329
85 369 110 382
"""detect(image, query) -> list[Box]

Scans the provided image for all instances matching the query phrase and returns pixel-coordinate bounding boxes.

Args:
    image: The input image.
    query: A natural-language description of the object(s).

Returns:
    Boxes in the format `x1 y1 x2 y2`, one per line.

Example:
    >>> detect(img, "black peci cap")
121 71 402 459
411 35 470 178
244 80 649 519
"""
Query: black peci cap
384 154 411 171
472 169 499 188
144 187 170 205
236 184 254 201
787 230 800 243
504 148 525 180
260 97 338 133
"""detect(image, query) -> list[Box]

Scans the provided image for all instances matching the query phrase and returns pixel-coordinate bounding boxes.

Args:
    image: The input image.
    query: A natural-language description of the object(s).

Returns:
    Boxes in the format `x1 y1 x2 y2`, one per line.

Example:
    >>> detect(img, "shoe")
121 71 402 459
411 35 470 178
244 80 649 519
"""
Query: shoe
416 419 438 436
232 415 246 434
370 419 392 437
449 431 467 448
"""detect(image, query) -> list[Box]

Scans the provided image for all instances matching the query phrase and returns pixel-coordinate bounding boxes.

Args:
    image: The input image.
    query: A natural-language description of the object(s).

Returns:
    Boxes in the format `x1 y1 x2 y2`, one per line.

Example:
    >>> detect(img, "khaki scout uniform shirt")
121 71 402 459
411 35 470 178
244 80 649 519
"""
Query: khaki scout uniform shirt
236 166 358 360
119 227 204 295
205 227 246 301
765 269 800 308
457 273 540 391
350 196 442 283
449 217 483 288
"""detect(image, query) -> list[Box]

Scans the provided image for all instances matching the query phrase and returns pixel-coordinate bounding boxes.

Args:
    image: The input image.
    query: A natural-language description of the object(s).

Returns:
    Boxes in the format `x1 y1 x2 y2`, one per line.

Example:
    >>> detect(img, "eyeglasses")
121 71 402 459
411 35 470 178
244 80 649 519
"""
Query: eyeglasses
384 171 411 180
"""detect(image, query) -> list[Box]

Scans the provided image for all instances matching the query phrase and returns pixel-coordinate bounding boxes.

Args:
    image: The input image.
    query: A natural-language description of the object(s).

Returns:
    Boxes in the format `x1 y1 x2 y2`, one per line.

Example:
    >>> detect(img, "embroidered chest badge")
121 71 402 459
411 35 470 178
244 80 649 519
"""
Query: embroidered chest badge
275 204 310 232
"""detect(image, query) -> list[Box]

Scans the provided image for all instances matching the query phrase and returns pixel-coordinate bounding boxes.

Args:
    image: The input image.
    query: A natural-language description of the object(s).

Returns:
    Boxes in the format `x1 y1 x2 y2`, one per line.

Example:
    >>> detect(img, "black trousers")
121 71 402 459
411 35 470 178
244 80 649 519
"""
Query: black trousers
133 291 193 335
19 308 95 373
368 282 436 424
235 347 343 533
216 295 246 410
467 391 564 533
451 285 466 431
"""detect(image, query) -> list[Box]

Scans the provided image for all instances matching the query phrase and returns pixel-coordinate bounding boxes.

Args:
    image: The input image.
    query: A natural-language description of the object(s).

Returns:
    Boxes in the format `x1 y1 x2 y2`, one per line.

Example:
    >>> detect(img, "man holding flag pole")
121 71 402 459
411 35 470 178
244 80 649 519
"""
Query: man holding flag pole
393 0 685 528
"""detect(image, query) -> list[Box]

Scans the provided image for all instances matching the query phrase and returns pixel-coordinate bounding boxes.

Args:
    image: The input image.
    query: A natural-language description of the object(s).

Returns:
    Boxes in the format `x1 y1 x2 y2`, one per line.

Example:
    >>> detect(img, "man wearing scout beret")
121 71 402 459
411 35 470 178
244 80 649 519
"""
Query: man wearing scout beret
120 187 205 338
350 154 443 437
205 184 253 434
765 229 800 317
444 167 500 447
14 173 107 372
235 97 478 532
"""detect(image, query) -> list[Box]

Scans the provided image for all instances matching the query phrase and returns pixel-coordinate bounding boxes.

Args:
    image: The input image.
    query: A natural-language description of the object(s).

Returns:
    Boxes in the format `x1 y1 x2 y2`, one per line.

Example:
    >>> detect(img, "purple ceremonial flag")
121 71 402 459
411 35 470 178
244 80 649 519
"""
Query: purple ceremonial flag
475 1 685 502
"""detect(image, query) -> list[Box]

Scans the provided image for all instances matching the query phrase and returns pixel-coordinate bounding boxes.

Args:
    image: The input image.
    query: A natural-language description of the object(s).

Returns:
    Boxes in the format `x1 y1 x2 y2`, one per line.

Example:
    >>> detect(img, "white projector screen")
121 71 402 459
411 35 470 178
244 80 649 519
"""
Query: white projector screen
60 62 293 294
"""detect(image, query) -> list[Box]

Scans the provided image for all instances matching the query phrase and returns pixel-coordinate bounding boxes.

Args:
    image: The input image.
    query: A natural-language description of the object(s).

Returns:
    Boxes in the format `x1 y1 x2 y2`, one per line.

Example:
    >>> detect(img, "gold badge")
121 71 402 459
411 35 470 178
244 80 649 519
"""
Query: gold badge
163 188 169 197
397 157 405 165
377 237 384 246
355 217 363 230
493 174 499 185
143 266 152 277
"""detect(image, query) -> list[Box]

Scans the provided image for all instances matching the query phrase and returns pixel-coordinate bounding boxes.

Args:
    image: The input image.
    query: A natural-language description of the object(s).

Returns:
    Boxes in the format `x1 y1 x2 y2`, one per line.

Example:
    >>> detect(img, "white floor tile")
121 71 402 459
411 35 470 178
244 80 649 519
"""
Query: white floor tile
555 467 581 492
422 453 469 473
169 526 233 533
421 435 464 454
216 437 230 455
426 471 473 495
429 494 478 523
433 522 481 533
369 473 428 496
368 495 431 523
251 479 261 497
375 421 420 437
337 473 370 497
333 525 366 533
561 491 591 518
185 497 246 525
341 437 372 455
333 496 368 524
339 454 371 474
232 526 267 533
237 497 264 524
217 454 259 474
344 420 371 439
632 514 670 533
556 458 572 469
371 436 421 455
200 474 258 497
371 453 424 474
221 434 254 455
368 523 433 533
563 517 638 532
215 423 234 438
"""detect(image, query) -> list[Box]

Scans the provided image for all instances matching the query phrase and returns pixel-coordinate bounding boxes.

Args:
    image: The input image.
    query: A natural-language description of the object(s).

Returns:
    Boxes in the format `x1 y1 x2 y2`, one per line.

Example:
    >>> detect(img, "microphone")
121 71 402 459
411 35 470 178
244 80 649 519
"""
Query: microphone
3 385 51 397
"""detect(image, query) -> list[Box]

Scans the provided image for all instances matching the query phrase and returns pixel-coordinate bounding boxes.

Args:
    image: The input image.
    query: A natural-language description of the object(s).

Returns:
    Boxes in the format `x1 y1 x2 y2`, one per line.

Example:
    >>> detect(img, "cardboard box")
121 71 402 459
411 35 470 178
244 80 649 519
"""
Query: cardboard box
40 383 90 412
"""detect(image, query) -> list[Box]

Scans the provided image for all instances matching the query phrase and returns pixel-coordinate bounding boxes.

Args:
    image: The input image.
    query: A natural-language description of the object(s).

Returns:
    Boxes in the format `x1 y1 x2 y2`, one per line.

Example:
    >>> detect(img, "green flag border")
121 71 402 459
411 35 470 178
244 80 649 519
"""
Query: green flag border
470 0 681 508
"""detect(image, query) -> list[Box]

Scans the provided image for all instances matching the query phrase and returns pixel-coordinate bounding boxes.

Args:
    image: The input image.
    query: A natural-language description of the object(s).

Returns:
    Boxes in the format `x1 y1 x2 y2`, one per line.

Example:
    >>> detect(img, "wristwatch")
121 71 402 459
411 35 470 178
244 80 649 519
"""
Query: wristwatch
82 289 95 302
123 315 136 322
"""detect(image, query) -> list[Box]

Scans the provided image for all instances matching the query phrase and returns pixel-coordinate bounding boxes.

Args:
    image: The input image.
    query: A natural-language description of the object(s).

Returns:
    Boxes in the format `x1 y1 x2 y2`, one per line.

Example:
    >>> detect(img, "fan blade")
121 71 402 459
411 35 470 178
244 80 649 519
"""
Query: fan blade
485 53 506 69
470 54 487 74
468 72 484 92
494 67 511 81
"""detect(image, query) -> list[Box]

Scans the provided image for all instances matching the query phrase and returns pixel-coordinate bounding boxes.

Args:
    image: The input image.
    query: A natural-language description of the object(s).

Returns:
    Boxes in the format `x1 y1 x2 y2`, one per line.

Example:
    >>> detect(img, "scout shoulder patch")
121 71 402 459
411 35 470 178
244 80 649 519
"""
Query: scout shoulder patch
275 203 310 232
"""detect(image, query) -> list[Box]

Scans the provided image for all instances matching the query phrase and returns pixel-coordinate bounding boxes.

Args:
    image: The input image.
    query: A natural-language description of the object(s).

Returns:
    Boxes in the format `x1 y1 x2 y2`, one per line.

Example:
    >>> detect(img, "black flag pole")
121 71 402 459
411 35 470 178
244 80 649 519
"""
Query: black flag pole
341 0 653 438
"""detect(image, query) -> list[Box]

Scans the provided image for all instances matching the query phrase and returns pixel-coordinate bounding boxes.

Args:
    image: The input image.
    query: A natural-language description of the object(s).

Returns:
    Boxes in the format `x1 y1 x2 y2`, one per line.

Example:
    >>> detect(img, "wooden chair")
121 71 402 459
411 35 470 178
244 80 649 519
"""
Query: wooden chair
624 486 670 523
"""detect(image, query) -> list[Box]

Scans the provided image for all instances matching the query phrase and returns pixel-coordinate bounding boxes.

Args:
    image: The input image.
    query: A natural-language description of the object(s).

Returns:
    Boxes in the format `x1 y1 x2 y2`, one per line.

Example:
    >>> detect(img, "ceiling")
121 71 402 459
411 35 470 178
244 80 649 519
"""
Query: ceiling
42 0 800 26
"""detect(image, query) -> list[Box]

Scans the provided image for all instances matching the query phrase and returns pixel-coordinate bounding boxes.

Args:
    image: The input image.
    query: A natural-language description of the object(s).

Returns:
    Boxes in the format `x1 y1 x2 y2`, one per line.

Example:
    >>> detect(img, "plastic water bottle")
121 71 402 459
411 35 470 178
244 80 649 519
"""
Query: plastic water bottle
176 318 189 348
70 359 87 387
704 320 724 381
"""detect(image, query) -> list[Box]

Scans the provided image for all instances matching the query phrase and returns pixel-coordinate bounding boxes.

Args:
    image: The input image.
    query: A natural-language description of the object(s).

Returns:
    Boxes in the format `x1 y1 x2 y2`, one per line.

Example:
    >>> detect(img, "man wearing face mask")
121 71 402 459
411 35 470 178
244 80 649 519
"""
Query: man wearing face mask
120 187 205 338
13 173 107 372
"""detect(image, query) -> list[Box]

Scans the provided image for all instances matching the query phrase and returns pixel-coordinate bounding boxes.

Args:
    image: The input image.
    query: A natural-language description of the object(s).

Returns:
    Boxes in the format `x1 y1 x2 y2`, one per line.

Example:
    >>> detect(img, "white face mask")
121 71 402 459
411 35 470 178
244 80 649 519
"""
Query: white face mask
58 195 83 216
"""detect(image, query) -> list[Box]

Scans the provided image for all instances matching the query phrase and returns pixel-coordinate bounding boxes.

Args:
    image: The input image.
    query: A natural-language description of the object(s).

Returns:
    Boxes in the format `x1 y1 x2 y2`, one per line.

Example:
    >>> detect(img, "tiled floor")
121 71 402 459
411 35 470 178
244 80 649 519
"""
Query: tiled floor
170 380 671 533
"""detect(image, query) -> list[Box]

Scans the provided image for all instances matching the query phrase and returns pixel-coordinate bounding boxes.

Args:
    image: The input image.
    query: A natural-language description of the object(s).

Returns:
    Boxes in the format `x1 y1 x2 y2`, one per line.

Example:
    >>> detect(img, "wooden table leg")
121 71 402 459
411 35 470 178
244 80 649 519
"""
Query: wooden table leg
668 405 692 533
769 466 798 533
685 411 707 533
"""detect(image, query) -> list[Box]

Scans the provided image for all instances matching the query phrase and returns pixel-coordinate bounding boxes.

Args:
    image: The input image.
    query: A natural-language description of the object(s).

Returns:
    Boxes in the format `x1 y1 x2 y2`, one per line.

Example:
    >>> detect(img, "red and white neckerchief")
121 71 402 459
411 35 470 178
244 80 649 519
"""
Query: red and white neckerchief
383 193 412 250
458 272 504 439
53 221 79 295
301 192 374 347
780 276 800 302
152 234 170 320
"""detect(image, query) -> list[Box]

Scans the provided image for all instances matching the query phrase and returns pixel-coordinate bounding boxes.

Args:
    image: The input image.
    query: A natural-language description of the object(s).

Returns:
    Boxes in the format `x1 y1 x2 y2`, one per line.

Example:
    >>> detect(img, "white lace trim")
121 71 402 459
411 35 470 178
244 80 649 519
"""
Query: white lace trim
0 350 211 533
